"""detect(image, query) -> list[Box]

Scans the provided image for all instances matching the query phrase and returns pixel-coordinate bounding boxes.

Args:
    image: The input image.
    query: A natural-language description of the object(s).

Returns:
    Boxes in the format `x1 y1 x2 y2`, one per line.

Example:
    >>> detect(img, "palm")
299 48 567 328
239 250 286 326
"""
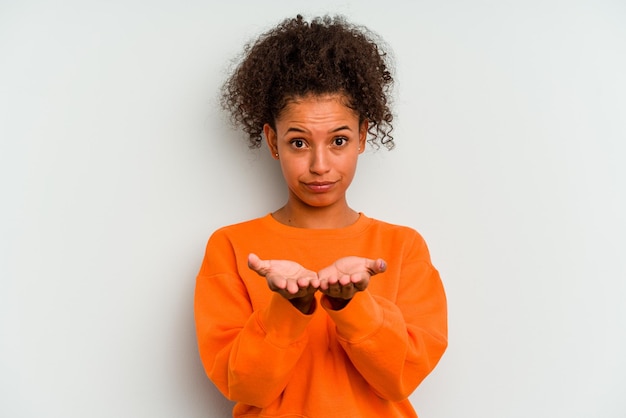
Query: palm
248 254 319 299
318 256 385 300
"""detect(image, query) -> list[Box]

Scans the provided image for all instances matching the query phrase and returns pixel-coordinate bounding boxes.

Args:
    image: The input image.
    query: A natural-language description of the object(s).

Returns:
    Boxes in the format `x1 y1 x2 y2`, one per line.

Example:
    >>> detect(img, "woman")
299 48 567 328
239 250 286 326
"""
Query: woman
194 14 447 417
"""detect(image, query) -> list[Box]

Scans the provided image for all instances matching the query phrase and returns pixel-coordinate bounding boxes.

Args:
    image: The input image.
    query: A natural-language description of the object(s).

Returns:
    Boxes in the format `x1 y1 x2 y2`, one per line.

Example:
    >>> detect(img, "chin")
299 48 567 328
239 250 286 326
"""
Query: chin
305 198 340 209
292 189 344 209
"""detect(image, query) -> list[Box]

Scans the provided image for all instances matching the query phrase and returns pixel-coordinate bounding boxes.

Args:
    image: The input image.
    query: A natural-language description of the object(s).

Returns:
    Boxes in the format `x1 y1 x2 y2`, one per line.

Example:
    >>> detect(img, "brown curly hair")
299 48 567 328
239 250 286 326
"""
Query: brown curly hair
220 14 395 150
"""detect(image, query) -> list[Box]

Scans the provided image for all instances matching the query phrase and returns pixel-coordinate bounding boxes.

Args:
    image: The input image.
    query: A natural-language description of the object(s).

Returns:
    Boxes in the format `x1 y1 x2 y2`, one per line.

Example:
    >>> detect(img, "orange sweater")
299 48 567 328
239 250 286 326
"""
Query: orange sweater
194 213 447 417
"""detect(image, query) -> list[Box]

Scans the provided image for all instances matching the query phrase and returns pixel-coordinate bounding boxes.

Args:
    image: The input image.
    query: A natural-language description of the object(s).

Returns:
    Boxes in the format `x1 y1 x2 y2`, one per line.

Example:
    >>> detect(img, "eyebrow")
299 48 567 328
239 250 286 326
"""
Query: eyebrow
285 125 353 134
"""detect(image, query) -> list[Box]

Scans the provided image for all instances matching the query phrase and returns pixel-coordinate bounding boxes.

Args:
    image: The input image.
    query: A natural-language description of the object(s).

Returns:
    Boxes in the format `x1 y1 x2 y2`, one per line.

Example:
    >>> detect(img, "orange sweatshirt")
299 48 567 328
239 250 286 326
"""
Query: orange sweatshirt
194 213 447 417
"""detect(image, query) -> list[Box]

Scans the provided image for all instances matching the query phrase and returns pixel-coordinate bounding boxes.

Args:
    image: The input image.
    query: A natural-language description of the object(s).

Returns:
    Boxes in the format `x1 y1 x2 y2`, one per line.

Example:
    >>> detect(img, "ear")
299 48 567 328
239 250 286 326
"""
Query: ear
263 123 279 159
358 120 368 154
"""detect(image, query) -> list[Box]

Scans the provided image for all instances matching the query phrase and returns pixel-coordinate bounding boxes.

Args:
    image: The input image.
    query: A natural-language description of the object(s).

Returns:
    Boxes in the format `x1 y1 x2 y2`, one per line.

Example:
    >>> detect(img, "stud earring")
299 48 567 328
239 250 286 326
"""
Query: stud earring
275 153 279 158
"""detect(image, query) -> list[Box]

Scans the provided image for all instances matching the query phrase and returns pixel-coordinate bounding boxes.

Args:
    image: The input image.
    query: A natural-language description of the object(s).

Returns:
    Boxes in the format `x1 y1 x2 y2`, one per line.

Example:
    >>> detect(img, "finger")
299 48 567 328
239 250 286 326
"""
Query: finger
297 274 318 288
286 279 300 295
247 253 261 271
318 277 334 289
338 274 352 286
328 282 347 298
268 277 288 291
339 282 354 298
309 276 321 288
365 258 387 276
248 253 270 276
353 279 369 291
324 282 338 297
325 274 339 285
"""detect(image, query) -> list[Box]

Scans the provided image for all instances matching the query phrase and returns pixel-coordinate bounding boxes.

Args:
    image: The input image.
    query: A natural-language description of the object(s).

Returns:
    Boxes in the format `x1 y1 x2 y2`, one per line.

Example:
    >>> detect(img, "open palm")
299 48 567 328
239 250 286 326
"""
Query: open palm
318 256 387 300
247 253 319 299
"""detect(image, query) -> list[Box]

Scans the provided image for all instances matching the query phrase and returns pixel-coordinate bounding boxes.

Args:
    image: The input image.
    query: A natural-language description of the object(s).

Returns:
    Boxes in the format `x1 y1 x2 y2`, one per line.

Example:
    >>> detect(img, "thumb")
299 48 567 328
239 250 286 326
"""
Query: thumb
248 253 268 276
367 258 387 276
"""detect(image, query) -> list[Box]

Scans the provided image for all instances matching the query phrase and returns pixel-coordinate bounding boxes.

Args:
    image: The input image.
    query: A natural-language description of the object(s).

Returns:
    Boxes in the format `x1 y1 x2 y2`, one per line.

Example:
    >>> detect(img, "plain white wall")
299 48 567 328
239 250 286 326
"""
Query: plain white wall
1 0 625 417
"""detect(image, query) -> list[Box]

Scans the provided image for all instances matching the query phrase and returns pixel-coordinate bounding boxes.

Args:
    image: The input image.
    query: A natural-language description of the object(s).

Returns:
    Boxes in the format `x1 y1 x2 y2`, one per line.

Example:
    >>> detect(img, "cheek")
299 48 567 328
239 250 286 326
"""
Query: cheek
342 155 360 175
278 158 302 180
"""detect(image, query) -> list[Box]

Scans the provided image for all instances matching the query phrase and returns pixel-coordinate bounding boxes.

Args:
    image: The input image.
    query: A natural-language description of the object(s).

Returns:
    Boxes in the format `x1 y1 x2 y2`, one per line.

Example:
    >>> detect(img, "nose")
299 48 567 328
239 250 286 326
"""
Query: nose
309 147 331 175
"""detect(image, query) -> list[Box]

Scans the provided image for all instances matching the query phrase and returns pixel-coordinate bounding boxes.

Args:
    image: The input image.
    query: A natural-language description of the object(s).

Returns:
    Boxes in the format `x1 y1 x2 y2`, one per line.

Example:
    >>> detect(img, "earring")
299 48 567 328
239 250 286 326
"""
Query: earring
275 153 279 158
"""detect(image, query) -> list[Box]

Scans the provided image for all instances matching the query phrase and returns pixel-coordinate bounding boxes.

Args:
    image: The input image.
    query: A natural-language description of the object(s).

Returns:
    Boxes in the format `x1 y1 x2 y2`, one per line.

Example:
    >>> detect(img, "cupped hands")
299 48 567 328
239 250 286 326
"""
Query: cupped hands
247 253 387 311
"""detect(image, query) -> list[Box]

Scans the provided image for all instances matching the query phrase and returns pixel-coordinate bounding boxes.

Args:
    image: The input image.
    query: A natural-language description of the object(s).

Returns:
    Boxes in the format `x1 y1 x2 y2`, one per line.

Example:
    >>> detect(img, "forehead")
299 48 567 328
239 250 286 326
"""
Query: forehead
277 93 359 123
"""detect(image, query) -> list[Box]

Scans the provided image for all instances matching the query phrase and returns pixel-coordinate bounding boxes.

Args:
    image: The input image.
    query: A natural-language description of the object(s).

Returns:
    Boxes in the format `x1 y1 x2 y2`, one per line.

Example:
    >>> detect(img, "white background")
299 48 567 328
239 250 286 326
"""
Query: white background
1 1 625 417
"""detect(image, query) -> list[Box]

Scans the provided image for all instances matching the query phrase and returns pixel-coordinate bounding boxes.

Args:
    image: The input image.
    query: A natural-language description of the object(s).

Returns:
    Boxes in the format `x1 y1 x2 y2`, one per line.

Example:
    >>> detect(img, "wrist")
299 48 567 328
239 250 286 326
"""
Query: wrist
322 295 351 311
289 294 316 314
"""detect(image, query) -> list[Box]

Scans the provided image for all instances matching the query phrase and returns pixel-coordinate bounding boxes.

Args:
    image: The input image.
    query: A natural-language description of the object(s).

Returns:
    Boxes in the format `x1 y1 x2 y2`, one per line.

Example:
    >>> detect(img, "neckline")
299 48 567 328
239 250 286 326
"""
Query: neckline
260 212 372 238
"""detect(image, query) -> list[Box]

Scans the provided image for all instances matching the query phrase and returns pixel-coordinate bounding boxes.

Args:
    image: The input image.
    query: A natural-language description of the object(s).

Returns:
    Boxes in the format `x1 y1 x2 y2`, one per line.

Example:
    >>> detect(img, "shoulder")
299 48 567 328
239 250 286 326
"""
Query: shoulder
210 215 269 238
366 216 425 240
364 216 431 255
203 215 270 251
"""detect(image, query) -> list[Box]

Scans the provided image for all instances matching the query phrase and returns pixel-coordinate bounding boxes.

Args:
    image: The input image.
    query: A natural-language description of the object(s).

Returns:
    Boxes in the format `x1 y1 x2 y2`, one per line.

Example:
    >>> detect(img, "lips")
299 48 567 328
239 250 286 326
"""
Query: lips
303 181 336 193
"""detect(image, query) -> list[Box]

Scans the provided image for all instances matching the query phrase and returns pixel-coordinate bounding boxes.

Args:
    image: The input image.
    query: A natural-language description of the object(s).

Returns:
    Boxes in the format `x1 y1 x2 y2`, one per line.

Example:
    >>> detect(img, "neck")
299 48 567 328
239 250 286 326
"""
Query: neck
272 201 359 229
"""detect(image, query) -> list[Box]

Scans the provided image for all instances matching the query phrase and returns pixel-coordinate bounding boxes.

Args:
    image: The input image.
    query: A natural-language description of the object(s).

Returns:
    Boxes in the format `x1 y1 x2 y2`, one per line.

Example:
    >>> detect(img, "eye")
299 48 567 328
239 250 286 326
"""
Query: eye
333 137 348 147
290 139 306 149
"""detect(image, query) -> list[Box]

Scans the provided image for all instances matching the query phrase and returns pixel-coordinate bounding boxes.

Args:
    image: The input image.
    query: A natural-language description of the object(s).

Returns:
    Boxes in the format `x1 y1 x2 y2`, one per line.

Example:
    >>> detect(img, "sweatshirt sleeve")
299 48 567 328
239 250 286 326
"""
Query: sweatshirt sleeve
322 232 448 402
194 230 314 407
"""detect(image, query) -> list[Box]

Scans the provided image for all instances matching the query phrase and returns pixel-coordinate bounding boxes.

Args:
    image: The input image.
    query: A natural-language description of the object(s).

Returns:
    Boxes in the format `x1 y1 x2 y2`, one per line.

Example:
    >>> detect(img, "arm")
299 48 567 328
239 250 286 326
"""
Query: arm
194 233 315 407
322 236 448 401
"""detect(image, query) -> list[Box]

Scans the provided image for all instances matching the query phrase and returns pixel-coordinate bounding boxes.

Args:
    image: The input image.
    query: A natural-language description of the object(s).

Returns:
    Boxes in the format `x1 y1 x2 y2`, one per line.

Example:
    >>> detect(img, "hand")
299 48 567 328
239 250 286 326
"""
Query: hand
318 256 386 303
247 253 320 300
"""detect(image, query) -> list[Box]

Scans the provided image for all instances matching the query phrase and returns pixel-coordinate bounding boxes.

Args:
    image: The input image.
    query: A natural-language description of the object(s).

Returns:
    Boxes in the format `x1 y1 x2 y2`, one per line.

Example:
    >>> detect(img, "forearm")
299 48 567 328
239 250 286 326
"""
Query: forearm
225 298 311 406
196 281 313 407
324 291 447 401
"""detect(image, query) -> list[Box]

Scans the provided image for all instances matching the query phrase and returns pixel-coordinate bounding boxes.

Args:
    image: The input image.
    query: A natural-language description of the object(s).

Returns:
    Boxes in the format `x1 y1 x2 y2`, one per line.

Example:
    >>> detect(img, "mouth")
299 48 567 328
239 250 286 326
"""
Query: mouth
303 181 336 193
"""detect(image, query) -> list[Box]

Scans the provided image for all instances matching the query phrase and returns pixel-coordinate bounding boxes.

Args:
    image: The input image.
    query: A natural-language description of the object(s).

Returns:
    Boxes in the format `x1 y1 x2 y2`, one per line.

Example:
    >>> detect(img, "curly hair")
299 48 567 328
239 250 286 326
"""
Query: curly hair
220 14 395 150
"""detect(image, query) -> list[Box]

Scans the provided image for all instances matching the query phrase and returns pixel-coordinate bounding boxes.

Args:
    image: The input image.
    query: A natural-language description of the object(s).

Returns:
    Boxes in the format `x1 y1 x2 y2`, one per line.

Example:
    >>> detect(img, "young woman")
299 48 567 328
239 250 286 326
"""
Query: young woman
194 14 447 417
